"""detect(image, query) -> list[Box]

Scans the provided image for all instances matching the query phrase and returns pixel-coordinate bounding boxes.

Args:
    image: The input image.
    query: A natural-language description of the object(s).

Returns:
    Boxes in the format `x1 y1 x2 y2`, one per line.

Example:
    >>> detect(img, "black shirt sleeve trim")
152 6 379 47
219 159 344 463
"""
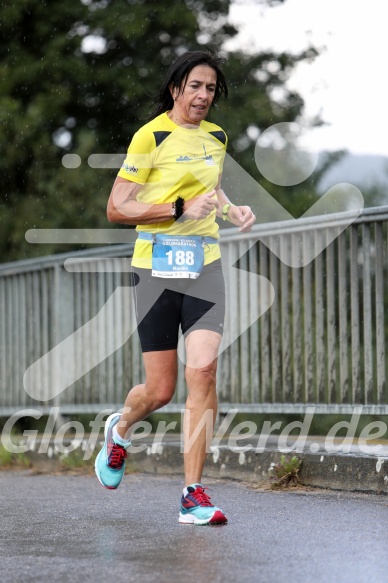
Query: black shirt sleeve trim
209 130 227 145
153 131 172 147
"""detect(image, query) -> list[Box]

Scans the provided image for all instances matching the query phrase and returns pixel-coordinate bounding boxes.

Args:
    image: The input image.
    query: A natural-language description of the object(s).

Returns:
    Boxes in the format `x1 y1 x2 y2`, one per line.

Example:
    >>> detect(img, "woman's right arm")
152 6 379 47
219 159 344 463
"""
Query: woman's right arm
107 177 175 225
107 177 218 225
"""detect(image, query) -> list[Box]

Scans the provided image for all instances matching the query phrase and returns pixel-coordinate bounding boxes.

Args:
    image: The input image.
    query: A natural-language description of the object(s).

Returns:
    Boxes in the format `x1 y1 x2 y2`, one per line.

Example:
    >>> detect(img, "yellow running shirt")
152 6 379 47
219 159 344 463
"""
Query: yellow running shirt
117 112 228 269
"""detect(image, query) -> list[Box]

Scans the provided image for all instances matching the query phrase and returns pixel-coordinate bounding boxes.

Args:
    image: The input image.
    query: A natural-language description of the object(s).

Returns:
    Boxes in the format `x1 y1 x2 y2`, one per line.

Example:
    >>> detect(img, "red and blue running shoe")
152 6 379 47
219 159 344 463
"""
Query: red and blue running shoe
179 484 228 525
95 413 130 490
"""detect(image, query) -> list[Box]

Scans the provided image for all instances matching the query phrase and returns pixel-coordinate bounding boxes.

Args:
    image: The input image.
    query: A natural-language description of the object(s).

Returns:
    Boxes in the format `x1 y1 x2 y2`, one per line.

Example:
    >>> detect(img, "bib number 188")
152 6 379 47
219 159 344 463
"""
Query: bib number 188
166 250 195 266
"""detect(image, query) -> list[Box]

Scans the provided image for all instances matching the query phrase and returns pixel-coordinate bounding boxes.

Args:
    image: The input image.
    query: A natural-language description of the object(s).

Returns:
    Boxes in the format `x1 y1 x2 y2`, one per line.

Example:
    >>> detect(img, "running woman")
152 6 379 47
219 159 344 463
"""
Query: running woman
95 50 256 525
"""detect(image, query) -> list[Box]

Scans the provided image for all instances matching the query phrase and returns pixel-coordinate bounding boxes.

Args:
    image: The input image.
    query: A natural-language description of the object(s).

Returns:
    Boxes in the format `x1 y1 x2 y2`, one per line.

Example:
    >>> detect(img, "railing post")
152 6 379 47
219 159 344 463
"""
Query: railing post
52 263 75 428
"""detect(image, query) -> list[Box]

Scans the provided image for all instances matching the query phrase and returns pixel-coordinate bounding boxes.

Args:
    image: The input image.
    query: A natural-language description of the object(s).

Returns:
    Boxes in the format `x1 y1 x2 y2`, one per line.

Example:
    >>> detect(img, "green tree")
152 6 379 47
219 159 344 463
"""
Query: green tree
0 0 319 261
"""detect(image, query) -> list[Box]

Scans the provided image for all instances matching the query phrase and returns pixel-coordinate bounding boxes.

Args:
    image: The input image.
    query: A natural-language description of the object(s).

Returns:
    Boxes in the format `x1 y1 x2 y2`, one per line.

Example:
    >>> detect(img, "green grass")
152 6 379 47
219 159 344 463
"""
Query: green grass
59 449 91 470
270 455 301 490
0 443 31 469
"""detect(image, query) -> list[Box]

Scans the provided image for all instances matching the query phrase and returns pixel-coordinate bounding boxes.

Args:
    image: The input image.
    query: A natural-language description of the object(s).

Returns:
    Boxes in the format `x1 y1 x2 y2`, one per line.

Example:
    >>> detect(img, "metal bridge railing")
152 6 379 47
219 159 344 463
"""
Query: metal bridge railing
1 206 388 416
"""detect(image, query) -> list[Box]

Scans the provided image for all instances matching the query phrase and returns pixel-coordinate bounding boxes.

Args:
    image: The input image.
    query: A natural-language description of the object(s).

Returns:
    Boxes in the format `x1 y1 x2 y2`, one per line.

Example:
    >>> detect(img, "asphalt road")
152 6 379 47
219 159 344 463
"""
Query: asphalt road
1 471 387 583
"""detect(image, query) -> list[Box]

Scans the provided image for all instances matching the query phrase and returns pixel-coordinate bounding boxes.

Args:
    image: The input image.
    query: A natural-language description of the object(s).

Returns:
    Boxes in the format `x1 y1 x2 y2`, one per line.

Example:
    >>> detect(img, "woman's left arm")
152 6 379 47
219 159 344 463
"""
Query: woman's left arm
215 174 256 232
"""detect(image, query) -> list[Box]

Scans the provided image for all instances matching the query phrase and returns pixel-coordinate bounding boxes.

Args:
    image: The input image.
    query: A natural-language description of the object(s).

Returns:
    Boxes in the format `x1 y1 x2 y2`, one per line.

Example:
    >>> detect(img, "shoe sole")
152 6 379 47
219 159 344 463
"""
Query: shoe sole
94 413 122 490
179 510 228 526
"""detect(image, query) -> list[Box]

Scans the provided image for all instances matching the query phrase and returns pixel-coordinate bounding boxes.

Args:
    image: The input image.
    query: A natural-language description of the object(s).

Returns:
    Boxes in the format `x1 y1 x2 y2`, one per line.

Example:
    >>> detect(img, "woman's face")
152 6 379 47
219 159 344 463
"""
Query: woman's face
171 65 217 125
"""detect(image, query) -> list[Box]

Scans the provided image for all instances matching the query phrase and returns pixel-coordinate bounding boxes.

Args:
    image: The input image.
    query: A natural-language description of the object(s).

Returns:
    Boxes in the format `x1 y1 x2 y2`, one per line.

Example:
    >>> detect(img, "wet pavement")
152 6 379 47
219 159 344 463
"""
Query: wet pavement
0 471 387 583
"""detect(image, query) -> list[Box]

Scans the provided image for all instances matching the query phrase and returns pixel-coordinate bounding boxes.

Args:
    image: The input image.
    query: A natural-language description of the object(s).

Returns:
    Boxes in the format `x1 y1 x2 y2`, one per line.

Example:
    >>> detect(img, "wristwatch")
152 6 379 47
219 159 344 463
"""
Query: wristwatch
222 203 231 221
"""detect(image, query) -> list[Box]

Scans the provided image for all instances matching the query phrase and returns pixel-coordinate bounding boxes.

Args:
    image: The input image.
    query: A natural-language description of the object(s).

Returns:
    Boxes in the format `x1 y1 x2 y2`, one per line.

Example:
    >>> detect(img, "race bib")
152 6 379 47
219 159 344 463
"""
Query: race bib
152 234 205 279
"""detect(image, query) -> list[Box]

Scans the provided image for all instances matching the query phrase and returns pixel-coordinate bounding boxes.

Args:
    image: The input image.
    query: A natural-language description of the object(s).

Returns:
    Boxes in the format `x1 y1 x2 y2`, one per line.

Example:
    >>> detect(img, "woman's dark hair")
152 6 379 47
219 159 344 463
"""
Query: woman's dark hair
148 50 228 121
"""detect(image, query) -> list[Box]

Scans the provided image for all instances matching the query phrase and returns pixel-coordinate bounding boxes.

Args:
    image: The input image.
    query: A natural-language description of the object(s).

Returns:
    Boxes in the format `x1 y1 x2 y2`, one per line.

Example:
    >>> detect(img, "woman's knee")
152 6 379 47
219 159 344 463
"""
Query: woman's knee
142 350 177 410
145 382 176 411
185 363 217 394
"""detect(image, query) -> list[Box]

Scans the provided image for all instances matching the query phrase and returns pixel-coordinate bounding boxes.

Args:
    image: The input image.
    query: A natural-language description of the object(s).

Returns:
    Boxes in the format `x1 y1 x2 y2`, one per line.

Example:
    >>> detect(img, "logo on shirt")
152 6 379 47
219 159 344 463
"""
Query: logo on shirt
176 144 215 166
122 162 138 174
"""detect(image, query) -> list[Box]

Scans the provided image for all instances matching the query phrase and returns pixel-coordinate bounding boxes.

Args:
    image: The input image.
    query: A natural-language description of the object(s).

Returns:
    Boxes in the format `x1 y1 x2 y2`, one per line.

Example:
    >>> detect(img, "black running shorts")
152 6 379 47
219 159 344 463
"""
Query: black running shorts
131 259 225 352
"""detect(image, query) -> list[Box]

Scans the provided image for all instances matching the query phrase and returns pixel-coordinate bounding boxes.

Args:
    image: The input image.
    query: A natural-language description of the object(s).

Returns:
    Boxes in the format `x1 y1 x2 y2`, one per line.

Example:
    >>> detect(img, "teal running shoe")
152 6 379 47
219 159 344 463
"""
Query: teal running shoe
95 413 130 490
179 484 228 525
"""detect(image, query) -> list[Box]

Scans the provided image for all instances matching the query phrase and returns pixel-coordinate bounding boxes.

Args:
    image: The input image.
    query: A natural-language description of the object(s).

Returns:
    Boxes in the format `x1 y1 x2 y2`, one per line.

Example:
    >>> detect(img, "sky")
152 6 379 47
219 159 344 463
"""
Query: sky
226 0 388 157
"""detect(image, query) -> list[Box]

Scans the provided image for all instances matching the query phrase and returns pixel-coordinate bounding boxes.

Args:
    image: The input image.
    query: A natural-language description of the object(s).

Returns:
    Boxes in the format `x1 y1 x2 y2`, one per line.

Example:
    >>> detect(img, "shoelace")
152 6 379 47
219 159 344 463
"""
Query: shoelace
108 444 127 469
190 487 213 507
